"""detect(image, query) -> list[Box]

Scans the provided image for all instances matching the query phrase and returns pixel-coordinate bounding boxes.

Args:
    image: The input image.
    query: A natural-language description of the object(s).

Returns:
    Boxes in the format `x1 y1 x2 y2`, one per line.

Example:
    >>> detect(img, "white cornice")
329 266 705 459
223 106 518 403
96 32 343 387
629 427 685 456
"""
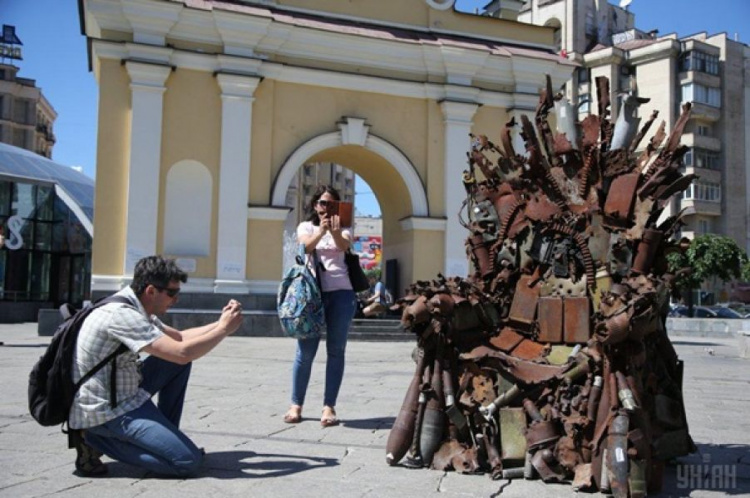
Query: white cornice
90 40 571 111
122 0 181 45
399 216 447 231
248 206 292 221
84 0 568 92
627 40 680 65
583 47 625 67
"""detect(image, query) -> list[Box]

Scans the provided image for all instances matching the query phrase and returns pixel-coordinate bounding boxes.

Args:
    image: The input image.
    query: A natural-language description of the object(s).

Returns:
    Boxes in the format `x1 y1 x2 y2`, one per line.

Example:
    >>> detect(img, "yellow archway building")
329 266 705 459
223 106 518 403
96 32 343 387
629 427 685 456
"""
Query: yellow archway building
80 0 574 298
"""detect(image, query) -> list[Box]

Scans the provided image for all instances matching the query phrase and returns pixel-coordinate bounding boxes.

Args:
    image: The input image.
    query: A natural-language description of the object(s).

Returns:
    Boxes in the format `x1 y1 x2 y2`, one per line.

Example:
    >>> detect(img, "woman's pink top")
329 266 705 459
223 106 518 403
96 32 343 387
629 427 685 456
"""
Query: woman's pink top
297 221 353 292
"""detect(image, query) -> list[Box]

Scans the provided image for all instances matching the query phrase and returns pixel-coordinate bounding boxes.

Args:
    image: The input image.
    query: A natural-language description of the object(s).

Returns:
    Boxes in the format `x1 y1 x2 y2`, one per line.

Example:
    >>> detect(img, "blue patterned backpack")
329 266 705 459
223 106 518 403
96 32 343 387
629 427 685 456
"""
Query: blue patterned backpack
277 243 326 339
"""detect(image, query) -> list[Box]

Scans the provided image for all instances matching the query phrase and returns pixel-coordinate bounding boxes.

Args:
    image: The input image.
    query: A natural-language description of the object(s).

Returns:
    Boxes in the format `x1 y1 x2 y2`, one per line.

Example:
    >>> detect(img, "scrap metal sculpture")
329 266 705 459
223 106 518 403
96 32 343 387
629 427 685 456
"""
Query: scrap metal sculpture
386 76 695 495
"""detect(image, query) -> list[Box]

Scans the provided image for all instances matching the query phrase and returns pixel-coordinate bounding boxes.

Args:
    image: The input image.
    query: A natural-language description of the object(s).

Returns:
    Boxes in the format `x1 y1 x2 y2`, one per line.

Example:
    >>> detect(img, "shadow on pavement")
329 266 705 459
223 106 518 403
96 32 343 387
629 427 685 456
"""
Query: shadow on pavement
659 442 750 496
202 450 338 478
1 344 49 348
100 451 338 480
341 416 395 430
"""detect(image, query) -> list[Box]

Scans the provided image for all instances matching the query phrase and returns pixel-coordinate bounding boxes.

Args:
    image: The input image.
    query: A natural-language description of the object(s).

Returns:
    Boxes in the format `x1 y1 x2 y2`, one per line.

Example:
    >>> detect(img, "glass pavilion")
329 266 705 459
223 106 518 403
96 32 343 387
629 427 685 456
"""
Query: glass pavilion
0 142 93 318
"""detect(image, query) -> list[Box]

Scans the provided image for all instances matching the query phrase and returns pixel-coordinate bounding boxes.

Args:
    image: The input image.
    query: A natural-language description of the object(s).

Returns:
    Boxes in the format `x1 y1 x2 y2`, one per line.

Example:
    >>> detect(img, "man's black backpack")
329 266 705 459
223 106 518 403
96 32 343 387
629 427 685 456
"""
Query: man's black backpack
28 295 131 427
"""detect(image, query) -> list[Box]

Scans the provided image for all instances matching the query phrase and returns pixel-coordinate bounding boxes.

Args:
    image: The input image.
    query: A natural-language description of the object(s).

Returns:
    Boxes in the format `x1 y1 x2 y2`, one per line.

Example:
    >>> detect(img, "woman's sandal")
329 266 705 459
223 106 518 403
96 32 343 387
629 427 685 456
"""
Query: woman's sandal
283 406 302 424
320 407 339 427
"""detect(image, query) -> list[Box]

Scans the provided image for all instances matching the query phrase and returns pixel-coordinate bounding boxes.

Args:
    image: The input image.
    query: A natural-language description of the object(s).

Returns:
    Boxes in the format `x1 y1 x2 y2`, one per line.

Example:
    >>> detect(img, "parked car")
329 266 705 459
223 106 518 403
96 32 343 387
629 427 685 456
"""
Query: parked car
668 305 718 318
708 306 744 319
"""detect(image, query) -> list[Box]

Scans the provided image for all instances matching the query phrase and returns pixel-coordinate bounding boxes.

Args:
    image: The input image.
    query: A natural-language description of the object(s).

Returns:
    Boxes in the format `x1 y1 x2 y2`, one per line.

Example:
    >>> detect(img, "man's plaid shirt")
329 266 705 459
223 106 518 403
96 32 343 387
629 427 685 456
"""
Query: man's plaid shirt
68 287 164 429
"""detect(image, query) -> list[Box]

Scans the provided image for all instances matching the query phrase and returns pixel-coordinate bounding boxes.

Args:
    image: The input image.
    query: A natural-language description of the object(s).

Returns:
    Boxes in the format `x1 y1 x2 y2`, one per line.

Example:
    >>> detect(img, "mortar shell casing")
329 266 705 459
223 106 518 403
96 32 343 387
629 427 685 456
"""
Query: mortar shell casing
618 389 638 411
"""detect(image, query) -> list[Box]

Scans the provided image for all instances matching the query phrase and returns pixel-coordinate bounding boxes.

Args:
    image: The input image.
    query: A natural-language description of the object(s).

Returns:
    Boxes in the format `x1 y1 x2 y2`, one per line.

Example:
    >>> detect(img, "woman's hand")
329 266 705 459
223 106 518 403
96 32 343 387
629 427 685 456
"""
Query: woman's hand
319 214 331 233
330 214 341 234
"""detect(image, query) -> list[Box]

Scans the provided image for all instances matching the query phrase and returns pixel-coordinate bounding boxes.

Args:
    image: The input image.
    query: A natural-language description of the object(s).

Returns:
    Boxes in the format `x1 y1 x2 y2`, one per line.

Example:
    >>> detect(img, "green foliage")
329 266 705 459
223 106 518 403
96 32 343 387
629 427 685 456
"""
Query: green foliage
365 268 381 281
667 234 748 291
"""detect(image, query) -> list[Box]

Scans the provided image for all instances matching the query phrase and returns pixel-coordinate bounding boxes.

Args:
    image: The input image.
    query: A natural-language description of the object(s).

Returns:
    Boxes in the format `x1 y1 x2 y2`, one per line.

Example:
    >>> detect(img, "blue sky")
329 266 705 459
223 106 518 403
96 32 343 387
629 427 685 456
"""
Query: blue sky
3 0 749 216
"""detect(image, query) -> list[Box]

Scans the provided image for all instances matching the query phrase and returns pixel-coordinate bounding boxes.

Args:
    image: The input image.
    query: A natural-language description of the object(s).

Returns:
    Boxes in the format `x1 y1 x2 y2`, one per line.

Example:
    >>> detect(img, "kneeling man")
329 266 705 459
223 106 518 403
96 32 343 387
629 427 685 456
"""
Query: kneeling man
70 256 243 477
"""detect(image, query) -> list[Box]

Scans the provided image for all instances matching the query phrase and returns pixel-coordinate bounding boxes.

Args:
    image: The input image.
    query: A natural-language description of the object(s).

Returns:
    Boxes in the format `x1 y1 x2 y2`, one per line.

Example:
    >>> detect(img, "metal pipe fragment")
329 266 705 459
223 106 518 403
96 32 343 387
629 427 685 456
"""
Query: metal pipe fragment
479 384 522 421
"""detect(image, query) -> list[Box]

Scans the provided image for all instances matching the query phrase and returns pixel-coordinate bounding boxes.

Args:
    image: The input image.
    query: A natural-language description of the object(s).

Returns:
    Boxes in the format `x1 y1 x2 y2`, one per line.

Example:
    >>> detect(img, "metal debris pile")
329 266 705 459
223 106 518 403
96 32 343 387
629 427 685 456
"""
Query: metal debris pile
386 76 695 496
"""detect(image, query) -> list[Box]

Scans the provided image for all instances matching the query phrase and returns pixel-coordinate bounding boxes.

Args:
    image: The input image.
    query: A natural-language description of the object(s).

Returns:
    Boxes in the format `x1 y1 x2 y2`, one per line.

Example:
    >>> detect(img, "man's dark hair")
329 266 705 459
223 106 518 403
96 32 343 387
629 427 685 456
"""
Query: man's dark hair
130 256 188 296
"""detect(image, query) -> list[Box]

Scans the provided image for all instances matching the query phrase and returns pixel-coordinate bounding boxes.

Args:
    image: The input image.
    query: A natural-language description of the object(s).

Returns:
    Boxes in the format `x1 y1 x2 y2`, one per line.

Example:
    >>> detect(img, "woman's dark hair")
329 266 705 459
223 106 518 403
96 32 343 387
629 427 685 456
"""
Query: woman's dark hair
306 184 341 226
130 256 188 296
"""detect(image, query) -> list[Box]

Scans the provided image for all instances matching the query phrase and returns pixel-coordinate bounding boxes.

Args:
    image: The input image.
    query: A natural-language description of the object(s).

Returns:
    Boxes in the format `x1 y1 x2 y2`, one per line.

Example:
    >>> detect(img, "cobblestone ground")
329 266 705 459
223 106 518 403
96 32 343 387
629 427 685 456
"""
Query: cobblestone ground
1 323 749 497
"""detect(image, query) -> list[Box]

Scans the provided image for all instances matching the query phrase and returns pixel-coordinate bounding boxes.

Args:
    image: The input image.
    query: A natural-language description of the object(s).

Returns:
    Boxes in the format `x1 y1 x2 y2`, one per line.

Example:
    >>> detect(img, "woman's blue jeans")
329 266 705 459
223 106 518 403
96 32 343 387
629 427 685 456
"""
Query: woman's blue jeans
84 356 203 477
291 289 356 407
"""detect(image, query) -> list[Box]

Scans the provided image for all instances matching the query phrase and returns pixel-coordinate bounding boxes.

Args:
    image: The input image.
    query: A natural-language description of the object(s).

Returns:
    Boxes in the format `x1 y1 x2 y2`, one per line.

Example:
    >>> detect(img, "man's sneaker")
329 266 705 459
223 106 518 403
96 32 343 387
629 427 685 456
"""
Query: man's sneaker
74 436 108 477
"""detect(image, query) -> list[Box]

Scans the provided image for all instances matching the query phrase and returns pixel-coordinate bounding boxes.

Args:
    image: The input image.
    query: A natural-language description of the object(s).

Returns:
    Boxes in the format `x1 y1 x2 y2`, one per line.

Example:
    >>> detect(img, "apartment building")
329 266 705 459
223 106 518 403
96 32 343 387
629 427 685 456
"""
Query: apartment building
486 0 750 255
0 63 57 159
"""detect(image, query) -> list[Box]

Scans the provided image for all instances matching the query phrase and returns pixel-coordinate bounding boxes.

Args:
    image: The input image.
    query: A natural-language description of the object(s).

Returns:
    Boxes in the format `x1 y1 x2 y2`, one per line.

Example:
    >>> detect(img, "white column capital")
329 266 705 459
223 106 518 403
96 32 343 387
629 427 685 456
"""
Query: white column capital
439 100 479 125
125 61 172 90
216 73 262 99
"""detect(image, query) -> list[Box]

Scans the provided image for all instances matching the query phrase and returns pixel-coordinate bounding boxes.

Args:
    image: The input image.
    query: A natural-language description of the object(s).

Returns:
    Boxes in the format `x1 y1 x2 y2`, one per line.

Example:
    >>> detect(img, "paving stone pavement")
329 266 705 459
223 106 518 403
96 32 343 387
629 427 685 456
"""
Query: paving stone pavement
1 322 749 497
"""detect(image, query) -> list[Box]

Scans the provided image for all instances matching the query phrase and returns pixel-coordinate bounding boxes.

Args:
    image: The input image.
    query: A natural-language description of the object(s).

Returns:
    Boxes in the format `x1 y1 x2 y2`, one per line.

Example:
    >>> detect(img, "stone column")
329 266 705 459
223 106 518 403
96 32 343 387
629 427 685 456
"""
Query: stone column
215 74 261 293
440 100 478 277
124 61 172 274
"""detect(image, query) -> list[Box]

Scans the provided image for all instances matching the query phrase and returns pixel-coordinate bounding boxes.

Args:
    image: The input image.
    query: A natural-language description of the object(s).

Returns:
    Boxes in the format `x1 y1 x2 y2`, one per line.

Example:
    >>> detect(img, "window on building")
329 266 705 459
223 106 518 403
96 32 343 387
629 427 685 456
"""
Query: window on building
681 83 721 107
578 68 590 84
698 219 710 234
684 148 721 170
578 93 591 114
679 50 720 75
696 124 711 136
682 181 721 202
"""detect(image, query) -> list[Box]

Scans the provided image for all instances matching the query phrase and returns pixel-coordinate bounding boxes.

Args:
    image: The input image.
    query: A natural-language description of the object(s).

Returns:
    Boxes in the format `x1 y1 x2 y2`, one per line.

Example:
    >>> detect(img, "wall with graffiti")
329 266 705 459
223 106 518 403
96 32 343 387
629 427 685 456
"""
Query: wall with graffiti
352 235 382 271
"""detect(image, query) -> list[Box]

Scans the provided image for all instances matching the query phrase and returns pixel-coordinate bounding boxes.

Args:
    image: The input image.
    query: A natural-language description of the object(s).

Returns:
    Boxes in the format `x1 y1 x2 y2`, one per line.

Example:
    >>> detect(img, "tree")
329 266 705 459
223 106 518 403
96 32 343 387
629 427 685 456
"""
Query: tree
667 234 748 315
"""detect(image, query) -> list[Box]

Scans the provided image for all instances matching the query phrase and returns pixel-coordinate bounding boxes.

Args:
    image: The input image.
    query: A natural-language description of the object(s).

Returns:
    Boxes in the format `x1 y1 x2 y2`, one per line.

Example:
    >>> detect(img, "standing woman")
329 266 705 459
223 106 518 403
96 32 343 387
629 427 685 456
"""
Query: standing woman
284 185 357 427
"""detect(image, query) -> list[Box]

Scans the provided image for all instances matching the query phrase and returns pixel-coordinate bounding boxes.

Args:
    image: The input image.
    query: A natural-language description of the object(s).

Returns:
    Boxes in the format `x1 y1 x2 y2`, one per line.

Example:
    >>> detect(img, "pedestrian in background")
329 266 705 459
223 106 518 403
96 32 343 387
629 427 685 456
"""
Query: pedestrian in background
362 271 386 318
284 185 357 427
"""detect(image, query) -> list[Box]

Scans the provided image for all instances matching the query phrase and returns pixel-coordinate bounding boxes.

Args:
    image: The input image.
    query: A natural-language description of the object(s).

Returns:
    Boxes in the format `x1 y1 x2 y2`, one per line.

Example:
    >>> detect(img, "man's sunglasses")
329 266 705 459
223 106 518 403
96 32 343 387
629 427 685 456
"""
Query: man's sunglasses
154 286 181 297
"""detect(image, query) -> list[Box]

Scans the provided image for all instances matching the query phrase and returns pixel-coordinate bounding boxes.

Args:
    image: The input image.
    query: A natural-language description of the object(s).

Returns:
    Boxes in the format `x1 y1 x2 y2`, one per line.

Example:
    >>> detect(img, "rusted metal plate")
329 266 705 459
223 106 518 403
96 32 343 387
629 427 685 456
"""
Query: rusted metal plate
564 297 591 344
538 297 563 343
512 338 547 361
489 326 525 352
509 275 540 329
603 172 639 222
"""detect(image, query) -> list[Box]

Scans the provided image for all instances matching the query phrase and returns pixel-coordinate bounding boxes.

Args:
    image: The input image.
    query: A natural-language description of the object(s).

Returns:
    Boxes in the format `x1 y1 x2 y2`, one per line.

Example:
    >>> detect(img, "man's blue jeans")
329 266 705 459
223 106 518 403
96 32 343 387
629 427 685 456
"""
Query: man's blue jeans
291 289 356 407
84 356 203 477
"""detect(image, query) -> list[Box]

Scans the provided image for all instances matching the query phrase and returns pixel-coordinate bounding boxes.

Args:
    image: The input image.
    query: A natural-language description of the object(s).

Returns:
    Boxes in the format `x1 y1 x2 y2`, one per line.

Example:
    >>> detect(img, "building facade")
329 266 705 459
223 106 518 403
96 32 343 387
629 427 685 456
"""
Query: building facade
509 0 750 255
80 0 573 298
0 63 57 158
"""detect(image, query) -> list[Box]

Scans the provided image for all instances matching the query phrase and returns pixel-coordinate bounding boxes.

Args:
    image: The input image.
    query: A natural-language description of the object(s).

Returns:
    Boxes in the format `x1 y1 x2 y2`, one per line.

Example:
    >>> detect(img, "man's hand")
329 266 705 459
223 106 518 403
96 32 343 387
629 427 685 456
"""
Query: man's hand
220 300 243 335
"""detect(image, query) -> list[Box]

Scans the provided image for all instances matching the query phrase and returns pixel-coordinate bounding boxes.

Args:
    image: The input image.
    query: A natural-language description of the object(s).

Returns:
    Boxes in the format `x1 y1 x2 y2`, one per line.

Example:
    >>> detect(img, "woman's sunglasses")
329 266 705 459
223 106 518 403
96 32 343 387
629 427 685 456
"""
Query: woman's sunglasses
316 199 333 207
